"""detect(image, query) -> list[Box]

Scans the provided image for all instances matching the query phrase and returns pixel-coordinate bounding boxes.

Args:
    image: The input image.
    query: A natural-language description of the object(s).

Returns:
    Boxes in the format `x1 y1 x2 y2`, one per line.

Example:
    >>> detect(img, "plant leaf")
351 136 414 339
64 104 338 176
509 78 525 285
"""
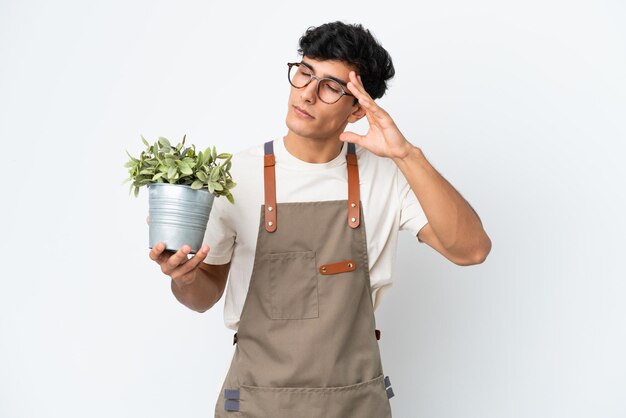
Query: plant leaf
196 171 208 181
203 147 212 164
158 137 171 148
180 163 193 175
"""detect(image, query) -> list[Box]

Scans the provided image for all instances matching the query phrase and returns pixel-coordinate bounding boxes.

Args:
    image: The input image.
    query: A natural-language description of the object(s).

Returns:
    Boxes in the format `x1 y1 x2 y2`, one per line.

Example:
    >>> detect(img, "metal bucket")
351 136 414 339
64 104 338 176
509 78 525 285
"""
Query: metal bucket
148 183 215 254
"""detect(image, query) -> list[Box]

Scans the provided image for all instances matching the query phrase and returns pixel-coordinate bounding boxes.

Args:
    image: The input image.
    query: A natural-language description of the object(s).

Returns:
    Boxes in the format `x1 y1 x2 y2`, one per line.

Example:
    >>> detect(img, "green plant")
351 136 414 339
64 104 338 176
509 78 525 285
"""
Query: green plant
123 134 236 203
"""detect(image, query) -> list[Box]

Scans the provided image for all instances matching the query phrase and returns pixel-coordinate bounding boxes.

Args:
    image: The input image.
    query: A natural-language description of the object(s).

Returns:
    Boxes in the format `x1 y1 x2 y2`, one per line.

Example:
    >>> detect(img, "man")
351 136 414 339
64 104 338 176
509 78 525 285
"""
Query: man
149 21 491 417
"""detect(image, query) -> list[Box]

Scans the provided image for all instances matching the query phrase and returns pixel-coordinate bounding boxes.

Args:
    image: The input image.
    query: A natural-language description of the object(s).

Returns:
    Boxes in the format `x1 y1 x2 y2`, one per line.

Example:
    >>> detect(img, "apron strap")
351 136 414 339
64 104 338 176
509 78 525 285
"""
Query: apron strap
262 140 361 232
263 141 277 232
346 142 361 228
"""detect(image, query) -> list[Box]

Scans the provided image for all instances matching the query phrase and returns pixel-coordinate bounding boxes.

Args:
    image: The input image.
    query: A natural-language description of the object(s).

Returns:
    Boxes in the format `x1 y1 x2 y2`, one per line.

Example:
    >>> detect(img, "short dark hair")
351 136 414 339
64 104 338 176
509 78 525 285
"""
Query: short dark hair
297 21 395 105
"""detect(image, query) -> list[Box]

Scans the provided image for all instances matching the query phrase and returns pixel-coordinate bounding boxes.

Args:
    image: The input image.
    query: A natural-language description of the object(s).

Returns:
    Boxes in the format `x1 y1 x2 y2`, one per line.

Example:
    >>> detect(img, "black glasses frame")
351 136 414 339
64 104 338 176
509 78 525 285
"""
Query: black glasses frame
287 62 355 104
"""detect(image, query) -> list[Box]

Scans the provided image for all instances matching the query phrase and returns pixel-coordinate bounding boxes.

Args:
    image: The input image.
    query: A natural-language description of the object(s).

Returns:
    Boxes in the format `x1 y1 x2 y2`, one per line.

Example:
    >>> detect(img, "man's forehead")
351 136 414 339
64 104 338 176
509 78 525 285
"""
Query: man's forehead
300 57 355 84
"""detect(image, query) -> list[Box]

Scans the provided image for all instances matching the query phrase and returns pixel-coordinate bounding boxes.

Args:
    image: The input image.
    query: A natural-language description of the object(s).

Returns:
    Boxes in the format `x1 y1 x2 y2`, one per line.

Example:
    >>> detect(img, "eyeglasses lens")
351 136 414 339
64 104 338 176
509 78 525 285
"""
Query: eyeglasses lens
288 64 343 104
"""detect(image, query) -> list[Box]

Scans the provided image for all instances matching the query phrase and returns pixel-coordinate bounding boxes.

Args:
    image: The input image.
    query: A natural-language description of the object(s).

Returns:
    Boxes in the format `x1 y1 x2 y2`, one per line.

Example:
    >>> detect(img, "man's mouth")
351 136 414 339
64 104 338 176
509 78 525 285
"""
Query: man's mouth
294 105 314 118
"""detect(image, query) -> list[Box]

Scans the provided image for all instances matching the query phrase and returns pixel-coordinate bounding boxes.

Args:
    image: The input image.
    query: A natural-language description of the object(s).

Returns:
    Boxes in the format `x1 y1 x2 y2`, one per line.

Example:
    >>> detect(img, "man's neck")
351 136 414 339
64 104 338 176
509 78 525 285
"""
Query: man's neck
283 134 343 164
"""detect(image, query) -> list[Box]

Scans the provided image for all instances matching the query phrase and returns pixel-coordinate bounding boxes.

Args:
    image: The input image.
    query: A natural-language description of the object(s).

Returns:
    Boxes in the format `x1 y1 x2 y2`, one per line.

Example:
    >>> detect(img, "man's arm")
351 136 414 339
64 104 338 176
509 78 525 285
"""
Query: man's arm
171 261 231 313
396 146 492 265
339 70 491 265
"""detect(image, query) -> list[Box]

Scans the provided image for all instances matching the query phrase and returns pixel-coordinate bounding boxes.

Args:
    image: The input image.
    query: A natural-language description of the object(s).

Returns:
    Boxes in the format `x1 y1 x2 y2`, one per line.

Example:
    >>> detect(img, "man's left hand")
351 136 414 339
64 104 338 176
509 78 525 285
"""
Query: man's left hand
339 71 414 160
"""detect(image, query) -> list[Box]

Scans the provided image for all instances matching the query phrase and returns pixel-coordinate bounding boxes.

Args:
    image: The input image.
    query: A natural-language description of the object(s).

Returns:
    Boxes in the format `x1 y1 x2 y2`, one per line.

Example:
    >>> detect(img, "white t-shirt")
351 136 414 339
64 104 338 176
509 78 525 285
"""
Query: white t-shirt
202 137 428 331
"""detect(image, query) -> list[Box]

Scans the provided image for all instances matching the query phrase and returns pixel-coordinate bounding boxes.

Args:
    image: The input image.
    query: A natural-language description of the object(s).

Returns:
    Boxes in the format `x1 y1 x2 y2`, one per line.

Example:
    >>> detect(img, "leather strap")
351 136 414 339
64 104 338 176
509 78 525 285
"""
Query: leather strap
263 141 277 233
319 259 357 275
346 142 361 228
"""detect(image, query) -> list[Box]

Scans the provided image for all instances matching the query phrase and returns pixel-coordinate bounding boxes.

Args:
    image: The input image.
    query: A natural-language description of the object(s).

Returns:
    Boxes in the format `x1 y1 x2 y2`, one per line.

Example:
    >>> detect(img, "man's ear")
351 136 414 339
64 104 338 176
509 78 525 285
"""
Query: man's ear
347 103 366 123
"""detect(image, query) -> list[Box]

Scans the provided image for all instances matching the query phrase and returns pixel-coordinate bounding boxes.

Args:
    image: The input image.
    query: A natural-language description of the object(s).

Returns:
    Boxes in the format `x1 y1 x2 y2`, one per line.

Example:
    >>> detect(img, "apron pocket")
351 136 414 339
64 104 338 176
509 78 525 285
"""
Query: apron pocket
238 373 391 418
269 250 318 320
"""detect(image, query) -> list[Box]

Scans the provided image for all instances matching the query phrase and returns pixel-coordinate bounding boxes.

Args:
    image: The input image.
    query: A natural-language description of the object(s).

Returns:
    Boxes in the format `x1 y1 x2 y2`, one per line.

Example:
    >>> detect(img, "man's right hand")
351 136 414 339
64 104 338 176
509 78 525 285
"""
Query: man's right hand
147 215 210 288
149 242 210 287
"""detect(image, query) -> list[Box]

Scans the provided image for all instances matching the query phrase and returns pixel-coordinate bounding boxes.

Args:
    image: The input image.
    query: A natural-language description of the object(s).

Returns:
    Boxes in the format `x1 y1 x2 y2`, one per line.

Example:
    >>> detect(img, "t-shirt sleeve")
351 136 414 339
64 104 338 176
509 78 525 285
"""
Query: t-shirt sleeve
396 165 429 240
201 193 236 265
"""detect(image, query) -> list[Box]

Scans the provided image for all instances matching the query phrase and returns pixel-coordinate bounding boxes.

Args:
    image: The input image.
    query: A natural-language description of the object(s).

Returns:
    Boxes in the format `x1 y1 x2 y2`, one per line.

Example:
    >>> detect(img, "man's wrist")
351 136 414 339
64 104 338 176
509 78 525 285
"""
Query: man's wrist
171 269 198 292
392 143 424 167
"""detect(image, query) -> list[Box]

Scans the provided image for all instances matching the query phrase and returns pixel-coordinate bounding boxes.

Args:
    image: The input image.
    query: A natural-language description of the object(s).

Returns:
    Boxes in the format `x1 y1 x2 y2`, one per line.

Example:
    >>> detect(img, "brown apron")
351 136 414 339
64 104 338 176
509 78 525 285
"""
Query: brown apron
214 140 395 417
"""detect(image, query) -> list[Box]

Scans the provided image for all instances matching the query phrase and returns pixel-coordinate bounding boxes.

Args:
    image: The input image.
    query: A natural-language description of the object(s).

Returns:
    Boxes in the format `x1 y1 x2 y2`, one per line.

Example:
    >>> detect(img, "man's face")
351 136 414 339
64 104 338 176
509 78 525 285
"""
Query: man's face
285 56 365 141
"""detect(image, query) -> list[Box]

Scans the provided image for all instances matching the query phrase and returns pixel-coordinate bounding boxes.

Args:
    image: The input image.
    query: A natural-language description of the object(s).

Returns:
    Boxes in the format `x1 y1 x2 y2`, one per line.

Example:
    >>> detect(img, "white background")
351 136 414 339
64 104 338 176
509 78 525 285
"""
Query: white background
1 0 625 417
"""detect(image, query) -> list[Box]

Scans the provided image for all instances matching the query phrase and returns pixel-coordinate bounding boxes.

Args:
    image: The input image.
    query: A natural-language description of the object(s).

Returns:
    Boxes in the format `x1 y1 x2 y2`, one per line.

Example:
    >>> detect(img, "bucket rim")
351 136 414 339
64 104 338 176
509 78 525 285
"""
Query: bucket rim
147 182 212 194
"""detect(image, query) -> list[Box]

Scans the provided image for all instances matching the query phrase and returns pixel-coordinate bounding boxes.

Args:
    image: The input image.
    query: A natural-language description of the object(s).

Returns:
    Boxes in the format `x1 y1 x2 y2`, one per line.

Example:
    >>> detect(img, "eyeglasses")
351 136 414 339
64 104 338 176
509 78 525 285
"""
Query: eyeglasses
287 62 355 104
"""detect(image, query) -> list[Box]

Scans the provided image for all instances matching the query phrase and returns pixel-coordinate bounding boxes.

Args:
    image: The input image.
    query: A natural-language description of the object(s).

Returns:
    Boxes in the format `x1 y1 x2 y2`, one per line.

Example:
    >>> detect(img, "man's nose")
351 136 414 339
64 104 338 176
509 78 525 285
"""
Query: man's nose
301 78 318 103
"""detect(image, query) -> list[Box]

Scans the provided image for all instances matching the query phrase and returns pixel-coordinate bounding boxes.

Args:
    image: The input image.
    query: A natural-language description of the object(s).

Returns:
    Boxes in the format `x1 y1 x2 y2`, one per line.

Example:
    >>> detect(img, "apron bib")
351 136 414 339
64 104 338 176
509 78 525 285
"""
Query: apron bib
214 140 395 417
